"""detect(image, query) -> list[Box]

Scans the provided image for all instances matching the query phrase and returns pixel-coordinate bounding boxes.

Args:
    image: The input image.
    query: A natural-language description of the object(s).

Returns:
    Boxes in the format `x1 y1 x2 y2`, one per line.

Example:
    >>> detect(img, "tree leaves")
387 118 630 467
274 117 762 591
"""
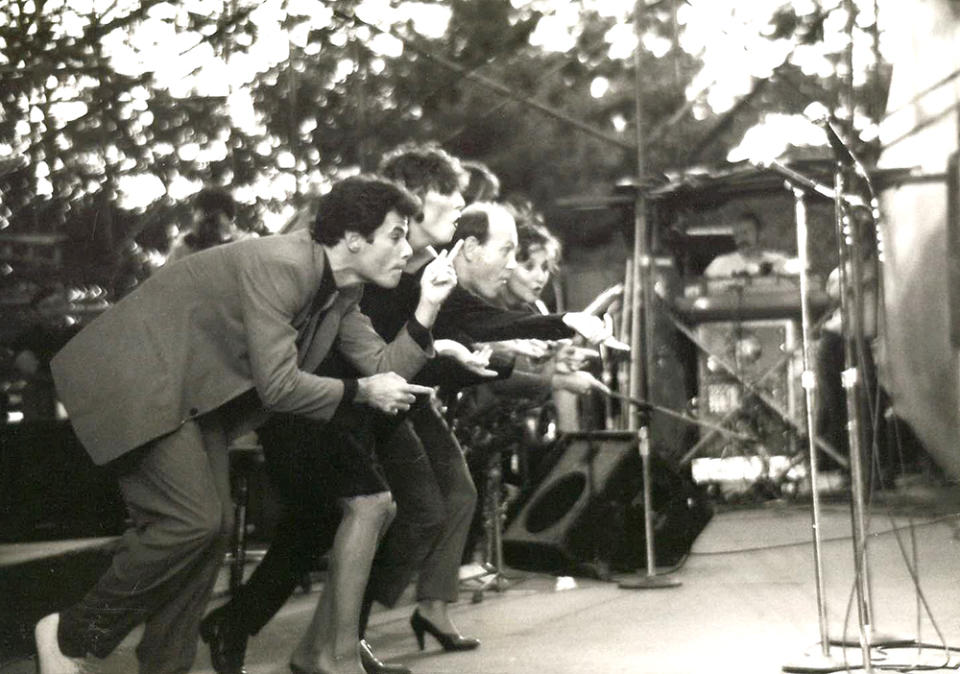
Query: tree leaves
0 0 890 294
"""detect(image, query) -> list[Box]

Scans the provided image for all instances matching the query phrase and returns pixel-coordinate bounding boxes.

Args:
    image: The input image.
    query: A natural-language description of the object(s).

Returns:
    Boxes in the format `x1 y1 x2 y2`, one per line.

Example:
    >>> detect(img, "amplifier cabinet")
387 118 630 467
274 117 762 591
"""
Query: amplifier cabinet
695 318 803 458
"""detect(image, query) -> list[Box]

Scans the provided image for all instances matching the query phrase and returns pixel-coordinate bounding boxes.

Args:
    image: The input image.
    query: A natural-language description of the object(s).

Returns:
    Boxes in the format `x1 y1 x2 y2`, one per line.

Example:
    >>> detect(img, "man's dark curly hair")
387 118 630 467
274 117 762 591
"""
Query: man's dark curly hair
312 175 421 246
378 143 467 197
194 187 236 220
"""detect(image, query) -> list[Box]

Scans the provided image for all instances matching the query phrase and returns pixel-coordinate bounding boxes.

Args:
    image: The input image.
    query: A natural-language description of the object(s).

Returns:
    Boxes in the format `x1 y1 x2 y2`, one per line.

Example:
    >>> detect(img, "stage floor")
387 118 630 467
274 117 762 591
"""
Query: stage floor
6 485 960 673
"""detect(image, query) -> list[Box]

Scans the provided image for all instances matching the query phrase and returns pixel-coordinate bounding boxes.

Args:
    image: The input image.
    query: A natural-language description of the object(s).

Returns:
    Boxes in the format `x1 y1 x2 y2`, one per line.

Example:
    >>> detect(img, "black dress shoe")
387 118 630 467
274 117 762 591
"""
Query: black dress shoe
409 609 480 652
359 639 411 674
199 604 249 674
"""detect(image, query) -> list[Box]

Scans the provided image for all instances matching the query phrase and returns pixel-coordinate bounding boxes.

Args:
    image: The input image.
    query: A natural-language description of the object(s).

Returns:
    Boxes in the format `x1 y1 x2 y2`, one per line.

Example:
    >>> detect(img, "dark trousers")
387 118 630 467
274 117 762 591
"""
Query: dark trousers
228 413 385 636
365 404 477 607
57 415 233 674
231 498 341 635
225 403 476 637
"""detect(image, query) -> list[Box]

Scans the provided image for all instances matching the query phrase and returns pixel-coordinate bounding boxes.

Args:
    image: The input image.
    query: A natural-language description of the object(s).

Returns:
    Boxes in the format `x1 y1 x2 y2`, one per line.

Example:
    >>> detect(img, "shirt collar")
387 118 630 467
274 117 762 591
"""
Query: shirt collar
318 249 336 296
301 248 338 317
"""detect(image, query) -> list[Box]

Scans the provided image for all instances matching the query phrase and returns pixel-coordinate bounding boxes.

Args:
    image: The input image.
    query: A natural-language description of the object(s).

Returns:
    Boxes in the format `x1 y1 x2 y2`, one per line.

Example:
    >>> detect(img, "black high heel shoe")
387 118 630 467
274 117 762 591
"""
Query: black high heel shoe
359 639 411 674
199 604 249 674
409 609 480 652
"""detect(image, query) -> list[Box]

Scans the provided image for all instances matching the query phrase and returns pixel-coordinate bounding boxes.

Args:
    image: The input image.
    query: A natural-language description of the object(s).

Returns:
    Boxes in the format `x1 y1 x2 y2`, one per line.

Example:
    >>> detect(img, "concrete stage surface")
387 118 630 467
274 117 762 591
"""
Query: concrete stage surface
5 486 960 673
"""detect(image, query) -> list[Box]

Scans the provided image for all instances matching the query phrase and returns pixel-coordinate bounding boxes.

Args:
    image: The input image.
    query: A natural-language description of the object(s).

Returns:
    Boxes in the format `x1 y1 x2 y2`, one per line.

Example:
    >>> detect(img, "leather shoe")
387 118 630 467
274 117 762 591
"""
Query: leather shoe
409 609 479 652
359 639 411 674
199 604 249 674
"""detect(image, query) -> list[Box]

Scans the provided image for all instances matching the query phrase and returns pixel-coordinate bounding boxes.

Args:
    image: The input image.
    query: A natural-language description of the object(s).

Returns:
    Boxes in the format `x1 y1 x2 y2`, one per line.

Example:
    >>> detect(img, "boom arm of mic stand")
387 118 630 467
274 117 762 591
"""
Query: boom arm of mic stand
761 160 866 209
604 390 754 442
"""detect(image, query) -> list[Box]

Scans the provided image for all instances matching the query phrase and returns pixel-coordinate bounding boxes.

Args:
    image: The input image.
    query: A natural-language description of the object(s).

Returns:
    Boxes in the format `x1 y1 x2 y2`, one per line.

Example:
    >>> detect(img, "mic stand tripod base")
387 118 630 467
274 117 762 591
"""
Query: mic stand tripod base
618 572 681 590
782 644 864 673
460 563 517 603
828 631 917 648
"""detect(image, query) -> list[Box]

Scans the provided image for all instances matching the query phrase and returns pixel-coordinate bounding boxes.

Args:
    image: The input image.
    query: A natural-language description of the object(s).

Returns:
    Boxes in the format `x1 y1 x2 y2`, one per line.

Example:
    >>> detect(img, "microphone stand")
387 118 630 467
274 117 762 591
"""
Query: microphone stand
823 123 914 658
617 231 680 593
781 185 846 673
829 154 876 673
618 0 679 591
771 141 914 673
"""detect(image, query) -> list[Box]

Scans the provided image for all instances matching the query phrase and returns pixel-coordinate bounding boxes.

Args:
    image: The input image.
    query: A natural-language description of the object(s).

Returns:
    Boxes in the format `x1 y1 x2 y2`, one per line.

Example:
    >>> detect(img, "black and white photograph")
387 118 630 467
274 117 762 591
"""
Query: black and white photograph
2 1 960 672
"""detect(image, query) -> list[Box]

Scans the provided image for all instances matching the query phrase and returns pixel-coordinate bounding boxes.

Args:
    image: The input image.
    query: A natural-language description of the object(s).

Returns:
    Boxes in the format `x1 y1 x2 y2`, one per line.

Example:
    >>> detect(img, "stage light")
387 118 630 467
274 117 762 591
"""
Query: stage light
734 332 763 364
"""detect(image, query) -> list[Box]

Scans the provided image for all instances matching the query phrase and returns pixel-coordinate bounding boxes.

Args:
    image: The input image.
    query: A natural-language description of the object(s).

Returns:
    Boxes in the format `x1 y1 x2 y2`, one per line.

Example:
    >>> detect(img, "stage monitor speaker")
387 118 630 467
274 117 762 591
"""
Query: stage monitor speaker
503 431 712 575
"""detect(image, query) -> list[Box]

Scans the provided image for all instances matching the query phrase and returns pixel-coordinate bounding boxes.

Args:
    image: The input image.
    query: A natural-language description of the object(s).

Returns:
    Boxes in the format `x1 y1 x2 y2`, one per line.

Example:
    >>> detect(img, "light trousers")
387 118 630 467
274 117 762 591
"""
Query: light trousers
58 415 233 674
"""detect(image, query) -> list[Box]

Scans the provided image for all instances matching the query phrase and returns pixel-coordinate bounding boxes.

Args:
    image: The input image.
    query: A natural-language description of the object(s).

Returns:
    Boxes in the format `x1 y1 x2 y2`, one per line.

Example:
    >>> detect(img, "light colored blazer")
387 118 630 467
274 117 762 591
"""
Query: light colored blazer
51 229 431 465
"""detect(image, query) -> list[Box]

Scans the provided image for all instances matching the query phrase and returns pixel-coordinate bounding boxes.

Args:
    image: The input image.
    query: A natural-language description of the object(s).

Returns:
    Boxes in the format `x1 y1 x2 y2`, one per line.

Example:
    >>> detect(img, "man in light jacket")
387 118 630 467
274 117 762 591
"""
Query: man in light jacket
35 175 458 674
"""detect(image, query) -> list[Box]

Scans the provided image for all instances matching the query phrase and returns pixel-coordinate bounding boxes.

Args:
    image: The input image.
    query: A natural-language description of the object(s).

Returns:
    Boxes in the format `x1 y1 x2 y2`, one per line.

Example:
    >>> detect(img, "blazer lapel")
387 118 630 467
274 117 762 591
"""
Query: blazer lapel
294 240 333 366
300 289 360 374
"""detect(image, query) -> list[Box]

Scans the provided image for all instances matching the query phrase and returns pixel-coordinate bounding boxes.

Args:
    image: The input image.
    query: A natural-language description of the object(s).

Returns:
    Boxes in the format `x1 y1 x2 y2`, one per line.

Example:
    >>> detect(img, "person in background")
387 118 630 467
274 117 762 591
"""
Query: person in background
703 211 798 279
34 175 453 674
460 160 500 205
6 286 83 421
167 187 249 264
815 213 888 484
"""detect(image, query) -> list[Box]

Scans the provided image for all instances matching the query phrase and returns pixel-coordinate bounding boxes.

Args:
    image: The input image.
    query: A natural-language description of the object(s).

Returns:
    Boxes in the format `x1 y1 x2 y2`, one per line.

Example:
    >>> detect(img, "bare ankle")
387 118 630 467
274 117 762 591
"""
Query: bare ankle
35 614 82 674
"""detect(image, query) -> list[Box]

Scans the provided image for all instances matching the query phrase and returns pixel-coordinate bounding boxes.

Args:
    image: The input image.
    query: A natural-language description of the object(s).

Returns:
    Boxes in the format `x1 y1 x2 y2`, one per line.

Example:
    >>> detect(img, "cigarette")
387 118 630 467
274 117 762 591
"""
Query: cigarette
426 240 464 261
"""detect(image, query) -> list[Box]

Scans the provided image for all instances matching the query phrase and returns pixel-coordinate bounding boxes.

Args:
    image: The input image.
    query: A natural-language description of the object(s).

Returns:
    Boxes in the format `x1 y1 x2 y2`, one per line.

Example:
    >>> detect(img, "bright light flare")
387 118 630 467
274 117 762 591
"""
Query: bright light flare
726 112 826 165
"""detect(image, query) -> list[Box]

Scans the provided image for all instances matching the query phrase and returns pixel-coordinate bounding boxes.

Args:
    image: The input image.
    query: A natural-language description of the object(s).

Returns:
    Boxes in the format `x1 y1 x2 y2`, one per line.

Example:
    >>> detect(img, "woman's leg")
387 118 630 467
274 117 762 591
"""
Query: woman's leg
291 492 396 674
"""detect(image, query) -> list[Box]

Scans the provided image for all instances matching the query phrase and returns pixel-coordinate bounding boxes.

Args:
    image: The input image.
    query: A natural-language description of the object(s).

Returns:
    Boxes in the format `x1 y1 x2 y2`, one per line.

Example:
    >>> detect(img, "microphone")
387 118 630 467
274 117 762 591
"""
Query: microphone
811 115 856 167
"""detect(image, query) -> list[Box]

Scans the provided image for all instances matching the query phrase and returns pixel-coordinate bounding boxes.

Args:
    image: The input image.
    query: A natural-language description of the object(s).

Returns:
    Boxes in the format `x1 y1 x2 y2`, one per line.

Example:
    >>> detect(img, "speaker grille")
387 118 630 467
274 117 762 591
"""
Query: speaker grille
525 472 587 534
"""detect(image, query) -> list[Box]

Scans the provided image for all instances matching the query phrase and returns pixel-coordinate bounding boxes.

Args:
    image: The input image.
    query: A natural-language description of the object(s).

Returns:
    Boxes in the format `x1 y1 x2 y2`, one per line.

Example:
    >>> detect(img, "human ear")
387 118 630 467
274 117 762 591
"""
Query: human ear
461 236 480 260
345 231 363 253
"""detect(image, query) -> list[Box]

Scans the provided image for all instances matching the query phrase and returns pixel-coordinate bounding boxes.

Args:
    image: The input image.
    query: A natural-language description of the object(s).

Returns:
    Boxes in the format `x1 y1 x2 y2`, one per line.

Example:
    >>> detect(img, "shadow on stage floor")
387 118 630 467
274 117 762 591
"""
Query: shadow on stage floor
5 484 960 673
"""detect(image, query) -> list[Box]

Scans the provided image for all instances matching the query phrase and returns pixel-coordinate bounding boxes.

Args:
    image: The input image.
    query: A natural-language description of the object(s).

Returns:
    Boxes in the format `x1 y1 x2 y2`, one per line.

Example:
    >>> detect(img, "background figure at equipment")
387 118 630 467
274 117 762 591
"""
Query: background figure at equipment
703 211 799 280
